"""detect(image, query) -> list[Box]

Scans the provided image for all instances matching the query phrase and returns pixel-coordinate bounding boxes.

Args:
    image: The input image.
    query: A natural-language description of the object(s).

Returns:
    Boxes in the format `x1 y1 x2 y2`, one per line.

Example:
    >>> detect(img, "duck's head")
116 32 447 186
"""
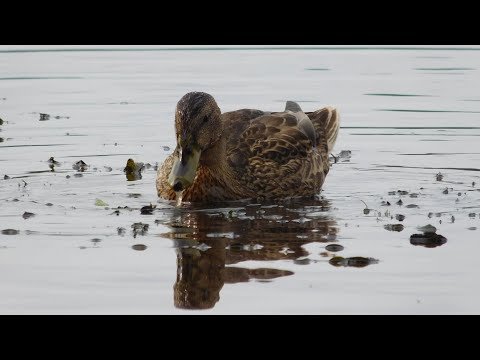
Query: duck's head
168 92 222 193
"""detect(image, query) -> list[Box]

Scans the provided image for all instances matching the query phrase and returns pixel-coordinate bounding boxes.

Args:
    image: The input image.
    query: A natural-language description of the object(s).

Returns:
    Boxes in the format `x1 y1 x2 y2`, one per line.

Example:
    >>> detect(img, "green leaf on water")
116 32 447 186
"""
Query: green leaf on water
95 198 109 206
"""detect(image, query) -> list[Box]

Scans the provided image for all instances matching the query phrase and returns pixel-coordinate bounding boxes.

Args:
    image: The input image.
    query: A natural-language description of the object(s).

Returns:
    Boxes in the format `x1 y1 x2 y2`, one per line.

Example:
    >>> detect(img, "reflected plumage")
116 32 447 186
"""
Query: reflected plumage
157 92 340 202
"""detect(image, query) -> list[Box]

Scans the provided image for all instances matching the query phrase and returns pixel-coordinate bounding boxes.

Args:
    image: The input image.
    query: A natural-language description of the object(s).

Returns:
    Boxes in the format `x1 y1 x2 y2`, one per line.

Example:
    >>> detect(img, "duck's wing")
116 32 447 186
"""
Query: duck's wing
227 111 325 197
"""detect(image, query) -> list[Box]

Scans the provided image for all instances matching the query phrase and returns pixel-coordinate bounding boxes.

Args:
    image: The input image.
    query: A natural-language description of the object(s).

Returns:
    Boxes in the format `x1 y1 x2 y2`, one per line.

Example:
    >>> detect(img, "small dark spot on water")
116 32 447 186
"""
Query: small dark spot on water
117 227 126 236
66 175 70 179
74 173 83 178
2 229 19 235
395 214 405 222
45 203 53 206
128 193 142 198
381 201 391 206
406 204 419 208
163 146 171 151
469 213 476 218
396 199 403 205
91 238 101 244
22 212 35 219
111 210 121 216
325 244 344 252
468 227 477 231
443 188 449 194
4 175 10 180
132 244 147 251
329 256 379 268
39 113 50 121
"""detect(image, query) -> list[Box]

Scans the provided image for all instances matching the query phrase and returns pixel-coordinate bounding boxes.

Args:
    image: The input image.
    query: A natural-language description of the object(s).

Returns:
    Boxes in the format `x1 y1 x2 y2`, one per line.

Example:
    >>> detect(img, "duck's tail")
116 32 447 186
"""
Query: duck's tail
307 107 340 154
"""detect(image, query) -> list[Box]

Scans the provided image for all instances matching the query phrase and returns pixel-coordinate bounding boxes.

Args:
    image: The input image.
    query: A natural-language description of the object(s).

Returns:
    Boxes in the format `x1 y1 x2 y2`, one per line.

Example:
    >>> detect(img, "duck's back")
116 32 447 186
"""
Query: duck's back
222 102 339 199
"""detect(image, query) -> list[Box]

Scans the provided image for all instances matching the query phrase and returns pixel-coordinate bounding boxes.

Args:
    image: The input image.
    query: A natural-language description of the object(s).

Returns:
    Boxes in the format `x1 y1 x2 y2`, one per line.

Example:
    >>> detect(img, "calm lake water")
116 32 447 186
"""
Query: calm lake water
1 45 480 314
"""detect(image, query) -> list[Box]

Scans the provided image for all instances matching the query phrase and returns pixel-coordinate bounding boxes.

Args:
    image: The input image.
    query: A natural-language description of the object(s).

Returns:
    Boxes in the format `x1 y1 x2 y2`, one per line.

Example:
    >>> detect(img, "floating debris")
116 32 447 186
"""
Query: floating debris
329 256 379 268
124 158 144 181
325 244 344 252
39 113 50 121
131 222 149 238
436 172 443 181
22 212 35 219
384 224 404 232
72 160 88 171
95 198 109 207
1 229 19 235
294 258 311 265
140 204 156 215
47 157 61 165
417 224 437 233
132 244 147 251
395 214 405 222
410 233 447 248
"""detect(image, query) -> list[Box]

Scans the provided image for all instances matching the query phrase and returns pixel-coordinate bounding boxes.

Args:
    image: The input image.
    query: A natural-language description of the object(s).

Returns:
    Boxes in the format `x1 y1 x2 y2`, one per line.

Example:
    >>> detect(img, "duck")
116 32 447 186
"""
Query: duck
156 92 340 202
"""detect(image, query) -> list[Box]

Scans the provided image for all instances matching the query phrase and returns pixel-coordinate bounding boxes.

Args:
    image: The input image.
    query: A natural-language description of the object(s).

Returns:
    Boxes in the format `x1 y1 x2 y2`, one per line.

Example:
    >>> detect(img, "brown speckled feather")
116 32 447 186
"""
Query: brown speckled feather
157 102 339 202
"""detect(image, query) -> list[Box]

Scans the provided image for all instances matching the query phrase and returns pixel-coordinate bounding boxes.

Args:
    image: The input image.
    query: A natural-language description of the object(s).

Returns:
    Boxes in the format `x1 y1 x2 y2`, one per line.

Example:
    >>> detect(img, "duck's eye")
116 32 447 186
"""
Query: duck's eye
203 116 209 123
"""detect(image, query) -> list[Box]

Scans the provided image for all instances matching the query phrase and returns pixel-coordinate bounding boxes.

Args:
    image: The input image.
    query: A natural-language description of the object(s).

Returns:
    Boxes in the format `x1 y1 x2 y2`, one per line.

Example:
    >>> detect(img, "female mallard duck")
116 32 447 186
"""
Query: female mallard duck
157 92 340 202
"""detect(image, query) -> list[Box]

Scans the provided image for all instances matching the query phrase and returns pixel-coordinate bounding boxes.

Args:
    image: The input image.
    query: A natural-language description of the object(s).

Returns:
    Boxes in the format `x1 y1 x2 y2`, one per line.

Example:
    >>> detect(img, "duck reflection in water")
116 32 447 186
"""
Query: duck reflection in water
158 198 338 310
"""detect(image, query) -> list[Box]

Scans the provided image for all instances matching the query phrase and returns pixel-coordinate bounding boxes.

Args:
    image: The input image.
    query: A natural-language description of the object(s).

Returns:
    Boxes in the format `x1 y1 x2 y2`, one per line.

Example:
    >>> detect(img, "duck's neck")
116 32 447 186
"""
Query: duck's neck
184 137 246 201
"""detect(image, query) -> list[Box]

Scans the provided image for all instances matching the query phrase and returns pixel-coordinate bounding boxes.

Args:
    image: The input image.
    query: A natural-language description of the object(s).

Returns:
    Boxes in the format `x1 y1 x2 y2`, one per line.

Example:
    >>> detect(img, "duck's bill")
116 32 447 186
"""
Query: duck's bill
168 148 201 192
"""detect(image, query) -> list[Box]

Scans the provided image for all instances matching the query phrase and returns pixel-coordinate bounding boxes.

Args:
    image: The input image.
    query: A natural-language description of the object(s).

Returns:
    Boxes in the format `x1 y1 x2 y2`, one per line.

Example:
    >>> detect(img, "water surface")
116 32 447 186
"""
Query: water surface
1 46 480 314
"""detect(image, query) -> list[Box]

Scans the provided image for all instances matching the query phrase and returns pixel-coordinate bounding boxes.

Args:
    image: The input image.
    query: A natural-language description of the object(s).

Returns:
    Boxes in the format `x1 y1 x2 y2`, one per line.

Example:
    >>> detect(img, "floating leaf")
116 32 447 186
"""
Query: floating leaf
22 212 35 219
140 204 156 215
95 198 109 207
325 244 344 252
329 256 379 268
410 233 447 248
2 229 19 235
384 224 404 232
